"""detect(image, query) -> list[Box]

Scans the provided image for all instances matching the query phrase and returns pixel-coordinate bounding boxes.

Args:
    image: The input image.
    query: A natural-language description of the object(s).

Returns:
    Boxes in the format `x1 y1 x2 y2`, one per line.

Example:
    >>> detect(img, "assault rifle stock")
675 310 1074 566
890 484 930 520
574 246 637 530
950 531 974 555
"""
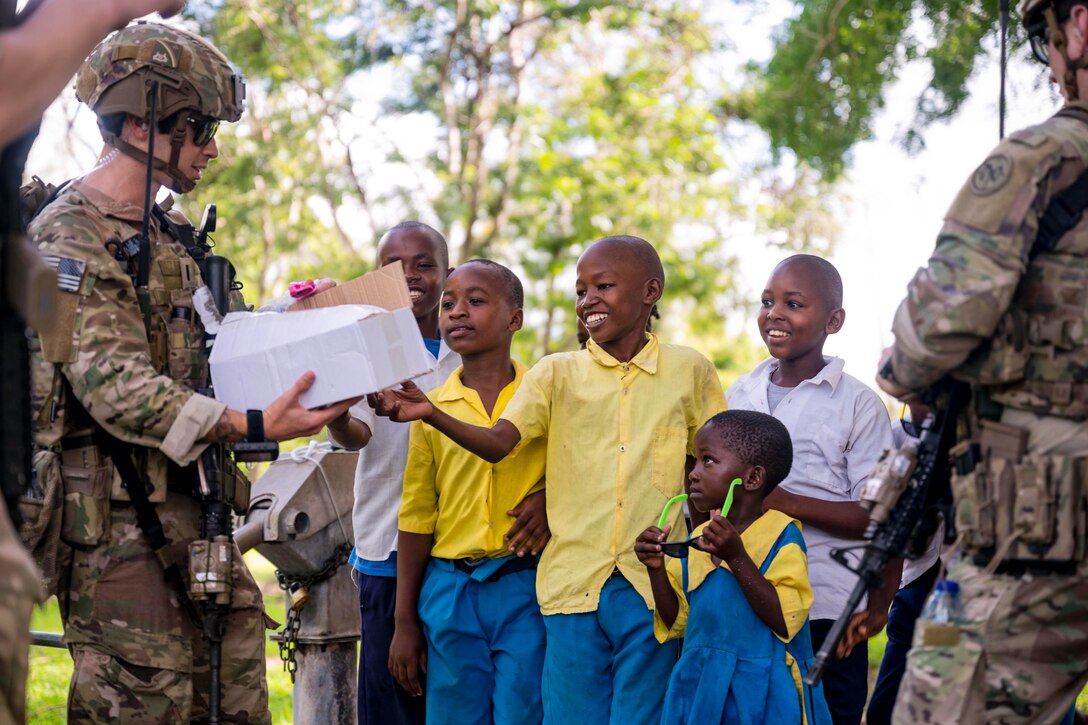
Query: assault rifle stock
805 380 966 686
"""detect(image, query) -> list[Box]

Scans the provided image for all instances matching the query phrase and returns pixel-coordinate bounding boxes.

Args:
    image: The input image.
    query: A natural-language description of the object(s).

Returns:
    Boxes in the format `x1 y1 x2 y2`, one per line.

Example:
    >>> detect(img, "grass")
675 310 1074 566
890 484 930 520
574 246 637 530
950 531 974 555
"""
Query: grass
27 552 294 724
26 561 1088 723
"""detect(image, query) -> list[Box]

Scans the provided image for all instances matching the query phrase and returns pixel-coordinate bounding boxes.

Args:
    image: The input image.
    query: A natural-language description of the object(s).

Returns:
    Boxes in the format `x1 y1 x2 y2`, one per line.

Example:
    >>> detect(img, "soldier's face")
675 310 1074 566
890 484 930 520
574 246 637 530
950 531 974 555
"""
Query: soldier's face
1045 7 1088 98
758 261 843 364
172 122 219 187
140 114 219 189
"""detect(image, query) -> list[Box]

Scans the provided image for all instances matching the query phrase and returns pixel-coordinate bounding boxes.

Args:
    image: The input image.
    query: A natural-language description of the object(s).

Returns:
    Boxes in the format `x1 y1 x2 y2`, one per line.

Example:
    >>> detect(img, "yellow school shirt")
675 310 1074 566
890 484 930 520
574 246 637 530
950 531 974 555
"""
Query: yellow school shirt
501 334 726 614
399 360 547 560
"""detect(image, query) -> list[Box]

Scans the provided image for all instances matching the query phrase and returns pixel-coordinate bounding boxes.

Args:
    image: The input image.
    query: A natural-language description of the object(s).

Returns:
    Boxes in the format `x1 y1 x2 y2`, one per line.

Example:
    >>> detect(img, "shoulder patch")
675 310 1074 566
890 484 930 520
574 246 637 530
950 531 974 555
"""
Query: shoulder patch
969 154 1013 196
42 256 87 293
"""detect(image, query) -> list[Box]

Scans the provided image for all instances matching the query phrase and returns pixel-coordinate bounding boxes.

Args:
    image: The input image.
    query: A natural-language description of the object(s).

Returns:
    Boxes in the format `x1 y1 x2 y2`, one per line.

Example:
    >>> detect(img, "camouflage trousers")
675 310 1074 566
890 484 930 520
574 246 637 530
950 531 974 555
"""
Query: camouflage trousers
62 493 271 724
0 499 40 725
892 554 1088 725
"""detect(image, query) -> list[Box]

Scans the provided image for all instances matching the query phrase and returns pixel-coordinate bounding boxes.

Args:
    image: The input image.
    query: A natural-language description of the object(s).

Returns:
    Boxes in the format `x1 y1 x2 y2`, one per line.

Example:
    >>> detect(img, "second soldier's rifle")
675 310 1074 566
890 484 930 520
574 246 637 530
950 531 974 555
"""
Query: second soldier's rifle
805 379 967 686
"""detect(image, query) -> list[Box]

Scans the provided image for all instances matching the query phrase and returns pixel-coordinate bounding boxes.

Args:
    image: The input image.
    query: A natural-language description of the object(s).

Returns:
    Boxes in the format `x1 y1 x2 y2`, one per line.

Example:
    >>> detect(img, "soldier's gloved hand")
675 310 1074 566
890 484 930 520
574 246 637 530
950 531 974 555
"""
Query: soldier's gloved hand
876 346 913 400
263 371 363 440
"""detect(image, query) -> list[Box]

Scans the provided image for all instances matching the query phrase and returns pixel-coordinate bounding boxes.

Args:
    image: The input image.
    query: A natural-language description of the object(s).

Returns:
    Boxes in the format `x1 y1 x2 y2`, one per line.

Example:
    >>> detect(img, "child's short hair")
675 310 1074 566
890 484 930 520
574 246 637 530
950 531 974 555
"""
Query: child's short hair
381 221 450 269
459 258 524 308
702 410 793 489
596 235 666 290
778 254 843 310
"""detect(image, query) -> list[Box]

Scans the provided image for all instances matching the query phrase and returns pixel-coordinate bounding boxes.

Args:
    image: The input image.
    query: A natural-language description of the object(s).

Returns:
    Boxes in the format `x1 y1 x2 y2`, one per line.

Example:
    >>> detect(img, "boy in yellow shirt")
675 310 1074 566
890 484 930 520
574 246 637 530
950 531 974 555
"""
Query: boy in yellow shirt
374 236 726 723
389 260 549 724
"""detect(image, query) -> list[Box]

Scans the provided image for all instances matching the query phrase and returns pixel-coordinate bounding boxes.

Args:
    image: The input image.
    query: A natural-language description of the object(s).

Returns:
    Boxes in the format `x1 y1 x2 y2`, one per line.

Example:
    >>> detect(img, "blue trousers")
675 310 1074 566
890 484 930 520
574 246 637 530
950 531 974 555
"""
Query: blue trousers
418 559 546 725
542 574 680 725
357 573 426 725
867 564 940 725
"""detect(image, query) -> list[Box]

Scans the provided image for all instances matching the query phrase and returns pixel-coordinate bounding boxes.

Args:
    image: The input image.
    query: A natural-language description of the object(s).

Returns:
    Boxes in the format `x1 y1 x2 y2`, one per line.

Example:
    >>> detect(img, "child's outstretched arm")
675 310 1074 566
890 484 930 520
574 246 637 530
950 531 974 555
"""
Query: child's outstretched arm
389 531 433 698
635 525 680 629
701 515 788 639
369 381 521 463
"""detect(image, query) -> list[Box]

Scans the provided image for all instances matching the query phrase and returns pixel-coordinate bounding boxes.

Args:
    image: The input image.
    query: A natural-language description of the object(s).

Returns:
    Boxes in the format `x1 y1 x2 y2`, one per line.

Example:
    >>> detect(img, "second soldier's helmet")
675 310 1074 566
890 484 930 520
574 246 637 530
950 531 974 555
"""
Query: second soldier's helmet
75 22 245 193
1019 0 1088 100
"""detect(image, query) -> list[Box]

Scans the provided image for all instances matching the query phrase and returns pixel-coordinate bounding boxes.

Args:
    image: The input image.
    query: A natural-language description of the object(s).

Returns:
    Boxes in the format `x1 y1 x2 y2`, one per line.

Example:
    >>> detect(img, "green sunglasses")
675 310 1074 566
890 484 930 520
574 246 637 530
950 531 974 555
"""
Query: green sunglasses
656 478 743 559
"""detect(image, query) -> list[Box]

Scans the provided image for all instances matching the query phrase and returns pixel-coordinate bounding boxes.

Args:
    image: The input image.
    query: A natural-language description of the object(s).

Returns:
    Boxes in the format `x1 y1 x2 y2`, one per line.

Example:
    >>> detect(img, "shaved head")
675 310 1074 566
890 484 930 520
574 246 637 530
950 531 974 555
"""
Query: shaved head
587 235 666 291
378 221 449 269
775 254 843 311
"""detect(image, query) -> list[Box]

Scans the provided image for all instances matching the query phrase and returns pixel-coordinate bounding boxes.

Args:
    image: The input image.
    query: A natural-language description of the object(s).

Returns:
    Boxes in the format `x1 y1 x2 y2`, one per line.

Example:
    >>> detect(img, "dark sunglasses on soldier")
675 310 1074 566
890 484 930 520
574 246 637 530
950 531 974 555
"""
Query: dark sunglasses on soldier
1027 20 1052 64
187 115 220 146
1026 9 1072 65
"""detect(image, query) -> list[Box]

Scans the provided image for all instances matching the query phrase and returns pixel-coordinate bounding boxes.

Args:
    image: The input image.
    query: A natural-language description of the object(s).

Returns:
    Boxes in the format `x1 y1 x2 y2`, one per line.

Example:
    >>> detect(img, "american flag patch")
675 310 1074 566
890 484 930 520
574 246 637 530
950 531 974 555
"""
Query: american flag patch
43 255 86 293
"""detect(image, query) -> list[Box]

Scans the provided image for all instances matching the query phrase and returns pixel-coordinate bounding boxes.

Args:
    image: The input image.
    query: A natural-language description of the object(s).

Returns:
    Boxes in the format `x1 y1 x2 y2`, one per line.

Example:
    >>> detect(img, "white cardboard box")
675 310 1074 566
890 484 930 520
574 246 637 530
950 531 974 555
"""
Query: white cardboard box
209 262 433 410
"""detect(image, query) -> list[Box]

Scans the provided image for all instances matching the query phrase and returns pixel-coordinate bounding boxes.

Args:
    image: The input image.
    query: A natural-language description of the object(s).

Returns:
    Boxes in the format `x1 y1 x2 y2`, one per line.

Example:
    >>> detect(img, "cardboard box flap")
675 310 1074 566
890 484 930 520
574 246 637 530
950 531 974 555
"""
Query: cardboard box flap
291 260 412 312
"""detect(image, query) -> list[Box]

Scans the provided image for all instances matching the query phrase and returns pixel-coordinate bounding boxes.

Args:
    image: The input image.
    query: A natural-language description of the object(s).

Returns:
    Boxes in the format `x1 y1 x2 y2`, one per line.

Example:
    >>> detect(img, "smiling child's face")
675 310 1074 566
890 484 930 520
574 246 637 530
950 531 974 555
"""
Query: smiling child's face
575 243 655 347
440 263 521 356
687 427 749 513
758 260 840 365
377 230 447 323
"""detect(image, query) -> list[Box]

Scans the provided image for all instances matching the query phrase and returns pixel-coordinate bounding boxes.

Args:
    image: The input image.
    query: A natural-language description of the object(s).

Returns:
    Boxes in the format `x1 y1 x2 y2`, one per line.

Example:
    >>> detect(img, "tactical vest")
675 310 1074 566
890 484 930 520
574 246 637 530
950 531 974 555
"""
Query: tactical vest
957 110 1088 421
30 182 216 522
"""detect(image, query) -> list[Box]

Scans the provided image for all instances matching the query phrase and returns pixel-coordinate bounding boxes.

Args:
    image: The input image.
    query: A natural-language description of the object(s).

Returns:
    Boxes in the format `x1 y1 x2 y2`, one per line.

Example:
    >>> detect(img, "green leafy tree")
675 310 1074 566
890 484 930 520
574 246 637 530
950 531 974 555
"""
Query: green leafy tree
180 0 838 372
738 0 1019 180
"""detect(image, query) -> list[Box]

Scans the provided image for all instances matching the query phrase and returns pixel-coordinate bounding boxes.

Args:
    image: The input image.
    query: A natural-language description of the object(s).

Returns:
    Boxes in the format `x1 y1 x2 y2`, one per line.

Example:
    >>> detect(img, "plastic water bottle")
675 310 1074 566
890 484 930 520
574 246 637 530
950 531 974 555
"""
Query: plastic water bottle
921 579 964 624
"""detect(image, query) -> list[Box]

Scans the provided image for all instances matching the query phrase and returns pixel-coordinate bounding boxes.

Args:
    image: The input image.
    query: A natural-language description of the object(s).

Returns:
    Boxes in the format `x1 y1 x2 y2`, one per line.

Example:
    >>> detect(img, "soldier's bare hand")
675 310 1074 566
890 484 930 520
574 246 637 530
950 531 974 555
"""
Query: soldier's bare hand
264 371 363 440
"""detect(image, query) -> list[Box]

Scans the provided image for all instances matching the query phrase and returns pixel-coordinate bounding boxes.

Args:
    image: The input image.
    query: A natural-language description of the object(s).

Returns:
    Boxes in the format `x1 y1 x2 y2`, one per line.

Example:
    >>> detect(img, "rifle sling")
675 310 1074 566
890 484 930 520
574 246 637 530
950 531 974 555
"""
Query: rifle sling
96 433 202 628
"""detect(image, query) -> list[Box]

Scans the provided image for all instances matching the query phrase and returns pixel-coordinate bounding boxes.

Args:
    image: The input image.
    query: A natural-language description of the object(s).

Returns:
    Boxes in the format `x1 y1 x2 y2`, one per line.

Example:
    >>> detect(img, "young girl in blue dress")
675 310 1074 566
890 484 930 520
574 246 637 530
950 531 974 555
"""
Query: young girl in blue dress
635 410 832 724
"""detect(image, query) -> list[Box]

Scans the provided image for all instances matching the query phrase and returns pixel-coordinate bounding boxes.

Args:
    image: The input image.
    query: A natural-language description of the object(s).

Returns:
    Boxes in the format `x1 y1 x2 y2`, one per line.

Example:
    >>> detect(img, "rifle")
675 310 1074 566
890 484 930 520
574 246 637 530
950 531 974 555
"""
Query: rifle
805 379 967 686
185 206 277 723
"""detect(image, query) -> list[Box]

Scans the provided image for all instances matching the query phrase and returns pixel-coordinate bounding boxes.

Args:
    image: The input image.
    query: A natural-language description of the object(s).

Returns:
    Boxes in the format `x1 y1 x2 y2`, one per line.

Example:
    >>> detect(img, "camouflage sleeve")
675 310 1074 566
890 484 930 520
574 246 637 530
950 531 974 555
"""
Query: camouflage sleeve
889 124 1065 392
32 207 214 460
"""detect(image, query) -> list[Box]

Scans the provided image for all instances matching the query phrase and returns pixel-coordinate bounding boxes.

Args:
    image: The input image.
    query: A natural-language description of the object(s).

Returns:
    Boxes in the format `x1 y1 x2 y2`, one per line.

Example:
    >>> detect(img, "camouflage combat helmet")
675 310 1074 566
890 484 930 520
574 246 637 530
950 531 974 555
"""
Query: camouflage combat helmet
1021 0 1088 100
75 21 245 193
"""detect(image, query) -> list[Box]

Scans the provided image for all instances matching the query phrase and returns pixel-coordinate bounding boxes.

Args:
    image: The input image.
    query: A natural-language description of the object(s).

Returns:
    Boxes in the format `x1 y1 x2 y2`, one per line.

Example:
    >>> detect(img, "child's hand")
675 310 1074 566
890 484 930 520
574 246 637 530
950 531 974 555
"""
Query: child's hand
837 607 889 659
699 514 744 561
505 489 550 556
635 525 671 570
388 619 427 697
368 381 434 422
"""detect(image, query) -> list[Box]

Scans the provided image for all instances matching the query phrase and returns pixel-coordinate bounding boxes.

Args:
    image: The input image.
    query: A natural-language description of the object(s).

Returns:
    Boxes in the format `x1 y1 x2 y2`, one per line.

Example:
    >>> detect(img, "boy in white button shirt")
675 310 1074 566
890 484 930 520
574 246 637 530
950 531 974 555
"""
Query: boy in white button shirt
726 254 897 725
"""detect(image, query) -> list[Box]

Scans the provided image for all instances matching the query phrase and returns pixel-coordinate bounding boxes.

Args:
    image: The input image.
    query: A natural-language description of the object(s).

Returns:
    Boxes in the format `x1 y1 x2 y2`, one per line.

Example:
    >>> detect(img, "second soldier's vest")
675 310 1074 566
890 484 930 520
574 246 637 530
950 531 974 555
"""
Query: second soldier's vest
957 110 1088 421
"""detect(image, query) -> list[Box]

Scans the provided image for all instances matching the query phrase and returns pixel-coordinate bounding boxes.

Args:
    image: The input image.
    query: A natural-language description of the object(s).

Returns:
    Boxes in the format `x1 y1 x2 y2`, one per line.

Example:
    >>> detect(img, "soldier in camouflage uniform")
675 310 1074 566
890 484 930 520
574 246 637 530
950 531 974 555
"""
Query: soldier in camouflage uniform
877 1 1088 722
0 499 38 725
29 22 357 724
